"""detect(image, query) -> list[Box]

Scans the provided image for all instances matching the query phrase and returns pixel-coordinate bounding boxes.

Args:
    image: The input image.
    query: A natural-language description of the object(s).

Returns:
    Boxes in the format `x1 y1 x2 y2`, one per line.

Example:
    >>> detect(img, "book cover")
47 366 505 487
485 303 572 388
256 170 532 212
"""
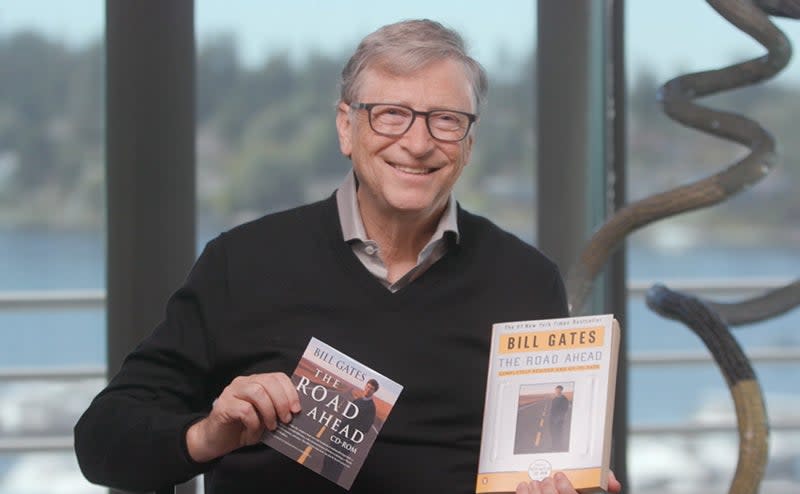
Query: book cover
262 337 403 490
476 314 620 494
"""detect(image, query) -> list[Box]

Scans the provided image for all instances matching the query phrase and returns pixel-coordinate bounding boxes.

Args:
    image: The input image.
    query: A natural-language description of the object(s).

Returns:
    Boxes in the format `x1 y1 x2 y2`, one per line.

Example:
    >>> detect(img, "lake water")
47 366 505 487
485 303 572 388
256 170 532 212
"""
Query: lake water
0 227 799 493
1 228 799 423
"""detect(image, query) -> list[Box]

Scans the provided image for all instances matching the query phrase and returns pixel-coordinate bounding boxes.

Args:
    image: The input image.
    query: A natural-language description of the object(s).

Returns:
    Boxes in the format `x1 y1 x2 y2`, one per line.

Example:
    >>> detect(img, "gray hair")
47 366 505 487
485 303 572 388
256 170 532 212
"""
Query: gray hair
339 19 489 111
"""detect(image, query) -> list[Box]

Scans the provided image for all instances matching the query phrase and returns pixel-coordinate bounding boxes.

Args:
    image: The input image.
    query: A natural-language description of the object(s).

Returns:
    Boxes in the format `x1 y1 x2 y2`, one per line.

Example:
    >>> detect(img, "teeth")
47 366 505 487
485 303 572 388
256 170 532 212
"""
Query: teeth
393 164 431 175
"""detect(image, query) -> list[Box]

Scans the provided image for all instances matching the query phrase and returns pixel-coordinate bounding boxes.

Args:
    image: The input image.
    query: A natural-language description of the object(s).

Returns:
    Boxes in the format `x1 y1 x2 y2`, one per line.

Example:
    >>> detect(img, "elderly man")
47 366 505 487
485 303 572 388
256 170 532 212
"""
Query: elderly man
75 19 619 494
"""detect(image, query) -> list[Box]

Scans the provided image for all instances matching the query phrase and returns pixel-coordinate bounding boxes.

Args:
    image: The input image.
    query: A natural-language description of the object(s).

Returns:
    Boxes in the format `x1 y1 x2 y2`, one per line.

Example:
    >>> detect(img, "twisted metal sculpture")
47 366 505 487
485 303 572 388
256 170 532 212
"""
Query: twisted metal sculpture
564 1 800 492
646 284 769 494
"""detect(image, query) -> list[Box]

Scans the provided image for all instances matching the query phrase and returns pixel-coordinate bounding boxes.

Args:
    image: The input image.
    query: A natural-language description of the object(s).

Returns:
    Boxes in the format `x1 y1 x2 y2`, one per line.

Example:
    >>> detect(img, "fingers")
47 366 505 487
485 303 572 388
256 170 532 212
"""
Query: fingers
275 373 303 415
516 480 535 494
228 377 277 431
516 478 558 494
552 473 575 493
218 392 263 443
607 470 623 493
228 373 300 431
518 471 621 494
516 473 580 494
188 372 300 461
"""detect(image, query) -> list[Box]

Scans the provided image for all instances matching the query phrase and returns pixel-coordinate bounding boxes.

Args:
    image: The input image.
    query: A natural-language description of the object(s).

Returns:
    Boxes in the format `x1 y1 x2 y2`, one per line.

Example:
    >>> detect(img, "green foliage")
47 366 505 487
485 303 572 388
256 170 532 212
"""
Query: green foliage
1 31 799 239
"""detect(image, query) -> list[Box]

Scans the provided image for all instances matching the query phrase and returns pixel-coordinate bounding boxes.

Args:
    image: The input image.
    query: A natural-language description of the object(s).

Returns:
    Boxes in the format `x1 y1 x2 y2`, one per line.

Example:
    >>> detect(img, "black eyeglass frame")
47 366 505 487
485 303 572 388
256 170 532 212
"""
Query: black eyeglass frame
349 102 478 142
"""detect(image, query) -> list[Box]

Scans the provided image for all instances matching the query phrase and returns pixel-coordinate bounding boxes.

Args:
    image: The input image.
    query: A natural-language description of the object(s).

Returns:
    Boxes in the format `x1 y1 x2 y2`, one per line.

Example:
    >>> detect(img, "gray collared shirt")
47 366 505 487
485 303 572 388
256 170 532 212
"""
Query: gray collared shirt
335 170 459 292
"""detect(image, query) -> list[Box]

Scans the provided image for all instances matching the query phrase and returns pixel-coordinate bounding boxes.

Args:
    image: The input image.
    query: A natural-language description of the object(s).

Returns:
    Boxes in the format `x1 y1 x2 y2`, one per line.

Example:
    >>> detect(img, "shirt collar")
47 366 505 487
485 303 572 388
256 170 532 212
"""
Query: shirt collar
335 169 460 244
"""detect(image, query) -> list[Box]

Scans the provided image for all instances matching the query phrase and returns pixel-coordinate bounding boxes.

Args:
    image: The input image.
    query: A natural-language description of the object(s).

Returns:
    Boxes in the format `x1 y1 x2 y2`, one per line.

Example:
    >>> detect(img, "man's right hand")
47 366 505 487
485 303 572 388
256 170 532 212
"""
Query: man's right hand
186 372 301 462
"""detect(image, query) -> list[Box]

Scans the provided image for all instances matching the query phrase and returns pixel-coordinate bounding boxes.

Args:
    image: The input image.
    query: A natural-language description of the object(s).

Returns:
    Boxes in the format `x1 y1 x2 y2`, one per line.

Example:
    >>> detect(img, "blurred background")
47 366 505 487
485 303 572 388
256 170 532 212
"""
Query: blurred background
0 1 798 492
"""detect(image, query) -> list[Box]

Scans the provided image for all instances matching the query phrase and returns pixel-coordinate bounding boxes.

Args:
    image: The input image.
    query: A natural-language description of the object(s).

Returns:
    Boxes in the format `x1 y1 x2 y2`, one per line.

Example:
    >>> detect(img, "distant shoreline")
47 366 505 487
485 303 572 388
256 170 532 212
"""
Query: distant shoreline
2 220 799 253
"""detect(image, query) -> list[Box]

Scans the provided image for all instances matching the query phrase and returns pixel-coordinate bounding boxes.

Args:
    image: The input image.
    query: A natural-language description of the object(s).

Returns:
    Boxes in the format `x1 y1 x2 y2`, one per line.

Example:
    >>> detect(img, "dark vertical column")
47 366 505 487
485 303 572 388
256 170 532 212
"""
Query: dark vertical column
608 0 629 488
106 1 196 493
536 1 593 273
536 0 607 298
537 1 608 311
537 0 628 486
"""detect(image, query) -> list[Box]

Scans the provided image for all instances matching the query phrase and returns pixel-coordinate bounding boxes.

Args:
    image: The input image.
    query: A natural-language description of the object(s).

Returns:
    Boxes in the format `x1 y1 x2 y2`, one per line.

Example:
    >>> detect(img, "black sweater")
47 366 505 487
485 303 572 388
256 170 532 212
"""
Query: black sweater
74 195 568 493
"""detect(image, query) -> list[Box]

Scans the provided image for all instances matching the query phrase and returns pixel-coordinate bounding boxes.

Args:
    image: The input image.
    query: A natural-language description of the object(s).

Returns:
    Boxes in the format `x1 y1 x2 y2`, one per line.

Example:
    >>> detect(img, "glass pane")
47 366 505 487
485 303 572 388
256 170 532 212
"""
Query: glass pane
0 452 106 494
0 1 104 492
627 0 800 491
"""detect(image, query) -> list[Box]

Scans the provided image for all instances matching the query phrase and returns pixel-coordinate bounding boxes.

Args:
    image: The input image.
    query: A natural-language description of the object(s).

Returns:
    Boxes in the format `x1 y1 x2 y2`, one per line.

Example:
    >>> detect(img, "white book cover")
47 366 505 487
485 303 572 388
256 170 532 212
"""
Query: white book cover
476 314 620 494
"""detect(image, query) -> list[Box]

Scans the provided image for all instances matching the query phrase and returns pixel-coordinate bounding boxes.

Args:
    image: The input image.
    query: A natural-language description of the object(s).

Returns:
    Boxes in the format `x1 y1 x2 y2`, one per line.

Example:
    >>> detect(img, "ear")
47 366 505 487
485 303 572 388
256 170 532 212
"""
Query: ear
336 102 353 157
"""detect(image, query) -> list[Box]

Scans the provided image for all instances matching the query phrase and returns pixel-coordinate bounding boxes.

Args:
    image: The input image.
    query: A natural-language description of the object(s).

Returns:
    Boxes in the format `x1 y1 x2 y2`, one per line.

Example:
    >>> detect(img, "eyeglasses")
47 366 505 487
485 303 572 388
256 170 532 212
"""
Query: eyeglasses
350 102 477 142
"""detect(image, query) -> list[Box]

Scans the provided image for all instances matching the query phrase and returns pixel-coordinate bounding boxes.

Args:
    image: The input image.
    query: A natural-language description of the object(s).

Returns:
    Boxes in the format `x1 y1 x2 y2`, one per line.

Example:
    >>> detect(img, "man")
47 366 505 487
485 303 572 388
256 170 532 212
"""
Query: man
548 384 571 451
347 379 379 445
320 379 379 483
74 19 620 494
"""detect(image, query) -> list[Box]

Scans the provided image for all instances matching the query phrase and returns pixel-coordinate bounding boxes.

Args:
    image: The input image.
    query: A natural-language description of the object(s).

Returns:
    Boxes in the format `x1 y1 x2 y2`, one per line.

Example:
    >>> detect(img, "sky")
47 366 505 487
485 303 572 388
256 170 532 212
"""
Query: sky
1 1 800 84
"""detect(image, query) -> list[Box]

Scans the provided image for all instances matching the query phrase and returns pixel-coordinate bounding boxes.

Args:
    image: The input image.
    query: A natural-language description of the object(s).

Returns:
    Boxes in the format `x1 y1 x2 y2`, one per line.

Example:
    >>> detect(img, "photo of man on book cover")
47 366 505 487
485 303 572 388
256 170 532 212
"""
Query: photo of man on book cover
320 378 380 485
513 382 574 454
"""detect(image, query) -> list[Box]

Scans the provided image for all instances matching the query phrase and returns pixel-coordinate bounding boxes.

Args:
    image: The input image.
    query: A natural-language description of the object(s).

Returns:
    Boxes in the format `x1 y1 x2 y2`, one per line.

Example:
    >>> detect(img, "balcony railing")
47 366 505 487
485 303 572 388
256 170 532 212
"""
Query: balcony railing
1 278 798 453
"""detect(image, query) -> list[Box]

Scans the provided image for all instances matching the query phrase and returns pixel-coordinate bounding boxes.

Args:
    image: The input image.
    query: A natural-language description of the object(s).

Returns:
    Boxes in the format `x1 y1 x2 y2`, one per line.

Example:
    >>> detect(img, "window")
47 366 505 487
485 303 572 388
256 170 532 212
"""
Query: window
626 1 800 491
0 1 105 492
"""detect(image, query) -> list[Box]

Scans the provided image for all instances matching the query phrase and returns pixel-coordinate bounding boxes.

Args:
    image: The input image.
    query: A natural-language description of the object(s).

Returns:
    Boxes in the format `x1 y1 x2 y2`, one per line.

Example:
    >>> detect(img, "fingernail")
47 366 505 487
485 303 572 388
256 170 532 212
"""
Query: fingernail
283 413 292 422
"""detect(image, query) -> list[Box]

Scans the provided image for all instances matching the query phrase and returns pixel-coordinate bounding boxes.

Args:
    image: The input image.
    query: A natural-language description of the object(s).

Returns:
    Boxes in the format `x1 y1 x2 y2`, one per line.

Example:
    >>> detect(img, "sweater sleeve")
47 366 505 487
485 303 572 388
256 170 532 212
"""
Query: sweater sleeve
74 236 228 491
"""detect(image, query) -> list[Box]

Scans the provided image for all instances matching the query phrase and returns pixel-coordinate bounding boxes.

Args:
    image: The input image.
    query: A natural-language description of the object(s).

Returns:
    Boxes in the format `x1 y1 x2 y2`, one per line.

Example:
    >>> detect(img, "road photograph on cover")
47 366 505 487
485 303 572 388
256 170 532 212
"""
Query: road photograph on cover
514 381 574 454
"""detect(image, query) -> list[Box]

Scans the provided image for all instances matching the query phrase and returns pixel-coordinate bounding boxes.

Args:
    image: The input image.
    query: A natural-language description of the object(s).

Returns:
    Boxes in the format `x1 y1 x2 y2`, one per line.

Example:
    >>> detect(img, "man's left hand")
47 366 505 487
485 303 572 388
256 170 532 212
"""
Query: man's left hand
516 471 621 494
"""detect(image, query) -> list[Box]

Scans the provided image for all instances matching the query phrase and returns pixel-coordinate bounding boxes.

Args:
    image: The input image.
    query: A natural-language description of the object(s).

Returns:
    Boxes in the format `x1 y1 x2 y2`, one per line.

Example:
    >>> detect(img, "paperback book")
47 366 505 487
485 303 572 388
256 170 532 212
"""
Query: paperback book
476 314 620 494
262 337 403 490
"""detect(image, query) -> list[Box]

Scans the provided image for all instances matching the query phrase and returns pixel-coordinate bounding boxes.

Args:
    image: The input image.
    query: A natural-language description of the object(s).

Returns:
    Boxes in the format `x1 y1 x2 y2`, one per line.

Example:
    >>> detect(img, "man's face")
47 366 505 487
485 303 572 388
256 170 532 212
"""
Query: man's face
364 382 377 398
336 58 475 222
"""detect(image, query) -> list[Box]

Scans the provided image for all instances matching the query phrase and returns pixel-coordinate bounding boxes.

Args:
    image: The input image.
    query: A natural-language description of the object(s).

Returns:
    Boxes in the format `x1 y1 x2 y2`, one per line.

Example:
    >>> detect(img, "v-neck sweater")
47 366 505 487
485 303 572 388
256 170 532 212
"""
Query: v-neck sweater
75 194 568 494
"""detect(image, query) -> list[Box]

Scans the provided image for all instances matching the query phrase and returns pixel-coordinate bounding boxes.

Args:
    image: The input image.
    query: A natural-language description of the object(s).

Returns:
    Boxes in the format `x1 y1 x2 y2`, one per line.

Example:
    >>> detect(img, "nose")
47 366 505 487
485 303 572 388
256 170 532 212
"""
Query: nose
399 114 435 157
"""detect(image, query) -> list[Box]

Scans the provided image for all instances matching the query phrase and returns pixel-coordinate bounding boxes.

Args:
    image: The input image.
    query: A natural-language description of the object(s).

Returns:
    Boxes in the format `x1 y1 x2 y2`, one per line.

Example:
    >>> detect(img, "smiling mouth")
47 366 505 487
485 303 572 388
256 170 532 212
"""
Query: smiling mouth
389 163 437 175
